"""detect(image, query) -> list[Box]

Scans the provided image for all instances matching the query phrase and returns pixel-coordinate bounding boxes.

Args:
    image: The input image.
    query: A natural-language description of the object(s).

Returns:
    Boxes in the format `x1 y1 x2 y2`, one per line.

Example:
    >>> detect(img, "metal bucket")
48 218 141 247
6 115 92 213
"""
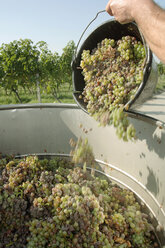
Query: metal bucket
72 17 158 113
0 104 164 246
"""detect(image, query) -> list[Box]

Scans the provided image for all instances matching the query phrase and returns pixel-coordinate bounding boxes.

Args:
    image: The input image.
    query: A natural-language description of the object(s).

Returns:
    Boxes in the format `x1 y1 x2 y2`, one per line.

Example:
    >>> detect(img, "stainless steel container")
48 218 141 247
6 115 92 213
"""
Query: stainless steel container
0 103 164 246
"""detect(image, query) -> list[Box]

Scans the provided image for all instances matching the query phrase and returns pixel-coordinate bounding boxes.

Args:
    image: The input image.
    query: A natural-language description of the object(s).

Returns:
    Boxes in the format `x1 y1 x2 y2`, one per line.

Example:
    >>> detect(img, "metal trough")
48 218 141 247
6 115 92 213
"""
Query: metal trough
0 103 165 246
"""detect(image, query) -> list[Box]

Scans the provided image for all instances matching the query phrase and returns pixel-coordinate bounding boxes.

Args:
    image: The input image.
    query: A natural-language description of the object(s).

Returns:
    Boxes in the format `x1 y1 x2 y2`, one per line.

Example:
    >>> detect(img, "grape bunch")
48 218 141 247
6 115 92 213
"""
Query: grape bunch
80 36 146 141
0 152 159 248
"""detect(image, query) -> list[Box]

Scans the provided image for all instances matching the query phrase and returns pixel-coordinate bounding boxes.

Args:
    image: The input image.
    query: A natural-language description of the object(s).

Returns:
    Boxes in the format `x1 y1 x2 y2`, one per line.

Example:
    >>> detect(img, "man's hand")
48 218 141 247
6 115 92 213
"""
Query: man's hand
106 0 135 24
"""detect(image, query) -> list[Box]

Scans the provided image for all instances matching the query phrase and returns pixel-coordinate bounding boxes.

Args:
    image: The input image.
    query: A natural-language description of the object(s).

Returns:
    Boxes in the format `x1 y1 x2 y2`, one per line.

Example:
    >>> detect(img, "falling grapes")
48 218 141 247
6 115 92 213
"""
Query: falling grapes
79 36 146 141
0 148 160 248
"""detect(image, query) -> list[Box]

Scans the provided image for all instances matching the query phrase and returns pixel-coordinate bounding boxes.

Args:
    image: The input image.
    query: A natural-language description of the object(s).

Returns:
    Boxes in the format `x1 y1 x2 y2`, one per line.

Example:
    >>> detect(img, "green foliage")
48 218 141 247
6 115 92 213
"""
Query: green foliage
43 40 76 101
0 39 75 103
61 40 76 85
157 62 165 75
0 39 40 94
155 62 165 94
155 74 165 94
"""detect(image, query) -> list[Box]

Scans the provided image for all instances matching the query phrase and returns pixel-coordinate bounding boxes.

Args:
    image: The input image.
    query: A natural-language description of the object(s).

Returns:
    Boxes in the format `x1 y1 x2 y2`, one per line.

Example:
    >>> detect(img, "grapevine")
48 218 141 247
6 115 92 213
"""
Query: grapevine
80 36 146 141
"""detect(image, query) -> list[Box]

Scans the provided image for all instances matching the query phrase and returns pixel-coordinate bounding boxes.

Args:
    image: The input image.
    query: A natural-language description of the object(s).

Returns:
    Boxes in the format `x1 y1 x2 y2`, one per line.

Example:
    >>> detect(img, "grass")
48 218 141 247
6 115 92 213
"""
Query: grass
0 83 76 105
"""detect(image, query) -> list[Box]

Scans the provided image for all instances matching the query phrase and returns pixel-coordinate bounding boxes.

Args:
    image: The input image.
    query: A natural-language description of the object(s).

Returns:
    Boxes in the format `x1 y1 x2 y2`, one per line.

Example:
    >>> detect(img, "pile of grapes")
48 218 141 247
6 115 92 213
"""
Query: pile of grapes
0 153 159 247
80 36 146 141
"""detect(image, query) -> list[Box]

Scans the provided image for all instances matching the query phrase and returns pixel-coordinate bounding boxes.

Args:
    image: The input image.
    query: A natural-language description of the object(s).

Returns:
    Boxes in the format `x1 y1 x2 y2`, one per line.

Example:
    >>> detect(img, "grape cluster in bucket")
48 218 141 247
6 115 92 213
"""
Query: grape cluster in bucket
80 36 146 141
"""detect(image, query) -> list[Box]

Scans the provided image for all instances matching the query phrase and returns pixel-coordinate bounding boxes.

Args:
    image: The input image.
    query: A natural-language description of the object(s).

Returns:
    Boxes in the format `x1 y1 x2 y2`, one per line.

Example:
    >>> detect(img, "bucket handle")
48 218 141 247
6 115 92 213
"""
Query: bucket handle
72 10 106 68
72 10 151 70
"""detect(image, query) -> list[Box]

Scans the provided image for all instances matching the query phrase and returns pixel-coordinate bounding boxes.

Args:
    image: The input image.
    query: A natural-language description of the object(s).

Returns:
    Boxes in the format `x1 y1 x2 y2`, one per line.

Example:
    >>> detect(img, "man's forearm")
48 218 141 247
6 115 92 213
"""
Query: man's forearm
133 1 165 63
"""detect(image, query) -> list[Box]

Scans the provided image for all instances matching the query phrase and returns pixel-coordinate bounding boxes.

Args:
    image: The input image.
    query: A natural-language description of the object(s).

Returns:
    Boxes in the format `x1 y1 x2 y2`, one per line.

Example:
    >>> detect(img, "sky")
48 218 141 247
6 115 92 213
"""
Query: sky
0 0 165 55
